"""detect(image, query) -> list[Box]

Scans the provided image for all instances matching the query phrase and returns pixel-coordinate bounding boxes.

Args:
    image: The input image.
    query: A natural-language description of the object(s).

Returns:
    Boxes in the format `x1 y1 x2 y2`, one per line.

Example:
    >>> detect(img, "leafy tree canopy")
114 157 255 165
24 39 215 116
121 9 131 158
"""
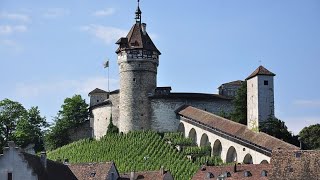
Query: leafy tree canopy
260 117 299 147
45 95 89 150
0 99 47 152
230 81 247 125
299 124 320 150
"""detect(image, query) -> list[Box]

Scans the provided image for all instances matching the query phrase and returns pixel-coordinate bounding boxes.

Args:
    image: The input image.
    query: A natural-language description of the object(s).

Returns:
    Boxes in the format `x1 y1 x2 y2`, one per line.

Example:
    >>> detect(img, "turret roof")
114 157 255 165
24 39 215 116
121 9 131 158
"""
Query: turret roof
246 66 275 80
116 23 160 54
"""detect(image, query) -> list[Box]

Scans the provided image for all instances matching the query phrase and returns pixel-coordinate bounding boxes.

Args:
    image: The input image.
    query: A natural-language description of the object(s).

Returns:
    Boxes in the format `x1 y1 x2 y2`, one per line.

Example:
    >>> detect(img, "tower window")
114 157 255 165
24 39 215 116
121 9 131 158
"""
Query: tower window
133 78 136 82
8 173 12 180
264 80 269 85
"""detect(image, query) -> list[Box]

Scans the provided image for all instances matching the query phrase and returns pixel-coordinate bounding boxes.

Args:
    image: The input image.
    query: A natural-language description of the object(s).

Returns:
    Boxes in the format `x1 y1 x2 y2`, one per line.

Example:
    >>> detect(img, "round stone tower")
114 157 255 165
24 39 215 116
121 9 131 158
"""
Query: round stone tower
116 2 161 133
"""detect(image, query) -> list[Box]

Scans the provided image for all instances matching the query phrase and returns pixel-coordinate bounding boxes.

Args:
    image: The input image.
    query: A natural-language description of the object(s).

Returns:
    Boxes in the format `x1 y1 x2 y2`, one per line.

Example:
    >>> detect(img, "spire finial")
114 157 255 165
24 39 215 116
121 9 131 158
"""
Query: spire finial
135 0 142 23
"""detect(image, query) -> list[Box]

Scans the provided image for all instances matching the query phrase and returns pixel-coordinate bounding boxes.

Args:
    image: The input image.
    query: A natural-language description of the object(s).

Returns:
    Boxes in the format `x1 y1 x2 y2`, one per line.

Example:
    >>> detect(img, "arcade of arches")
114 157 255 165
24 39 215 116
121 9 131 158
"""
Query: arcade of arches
178 122 270 164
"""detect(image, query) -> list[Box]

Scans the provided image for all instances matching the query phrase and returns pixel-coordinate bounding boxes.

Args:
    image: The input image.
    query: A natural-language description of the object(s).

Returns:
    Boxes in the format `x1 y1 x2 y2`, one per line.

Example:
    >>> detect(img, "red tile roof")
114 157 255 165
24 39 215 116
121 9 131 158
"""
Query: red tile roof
177 106 299 154
68 162 117 180
192 164 270 180
246 66 275 80
120 170 173 180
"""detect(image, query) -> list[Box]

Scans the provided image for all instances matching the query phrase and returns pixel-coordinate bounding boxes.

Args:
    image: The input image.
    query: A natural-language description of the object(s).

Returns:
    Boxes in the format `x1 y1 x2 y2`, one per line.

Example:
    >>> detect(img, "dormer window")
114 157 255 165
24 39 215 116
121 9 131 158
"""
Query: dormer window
244 171 252 177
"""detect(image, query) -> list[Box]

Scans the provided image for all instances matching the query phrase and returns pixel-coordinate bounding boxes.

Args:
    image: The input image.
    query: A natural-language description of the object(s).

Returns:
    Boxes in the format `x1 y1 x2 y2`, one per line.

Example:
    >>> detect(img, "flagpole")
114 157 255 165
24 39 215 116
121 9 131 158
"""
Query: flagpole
108 59 110 93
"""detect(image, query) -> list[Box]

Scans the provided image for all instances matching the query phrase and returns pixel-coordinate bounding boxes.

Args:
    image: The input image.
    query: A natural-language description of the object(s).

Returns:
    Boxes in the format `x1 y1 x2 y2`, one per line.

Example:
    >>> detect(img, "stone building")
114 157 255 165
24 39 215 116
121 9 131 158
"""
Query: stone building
89 3 240 139
0 141 77 180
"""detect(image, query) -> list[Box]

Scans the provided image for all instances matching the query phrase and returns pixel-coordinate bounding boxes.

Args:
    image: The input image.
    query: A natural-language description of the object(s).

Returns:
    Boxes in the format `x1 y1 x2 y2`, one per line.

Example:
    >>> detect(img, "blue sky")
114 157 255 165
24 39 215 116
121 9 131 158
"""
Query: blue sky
1 0 319 134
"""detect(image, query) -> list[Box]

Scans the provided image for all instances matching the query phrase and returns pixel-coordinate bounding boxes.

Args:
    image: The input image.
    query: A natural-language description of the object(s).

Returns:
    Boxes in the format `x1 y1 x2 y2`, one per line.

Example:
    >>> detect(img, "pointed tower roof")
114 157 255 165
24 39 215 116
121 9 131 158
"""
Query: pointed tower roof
246 66 276 80
115 0 160 54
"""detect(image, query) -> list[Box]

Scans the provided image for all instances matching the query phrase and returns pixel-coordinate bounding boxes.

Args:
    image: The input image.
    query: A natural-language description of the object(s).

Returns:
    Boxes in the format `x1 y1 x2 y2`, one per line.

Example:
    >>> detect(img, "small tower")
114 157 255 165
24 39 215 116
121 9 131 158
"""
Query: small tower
116 1 161 133
246 66 276 131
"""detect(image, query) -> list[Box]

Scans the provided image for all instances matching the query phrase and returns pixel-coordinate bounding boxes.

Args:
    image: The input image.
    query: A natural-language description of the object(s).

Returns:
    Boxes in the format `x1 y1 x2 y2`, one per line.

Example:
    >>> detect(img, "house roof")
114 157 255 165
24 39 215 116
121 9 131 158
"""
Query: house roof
246 66 276 80
21 152 77 180
68 162 117 180
177 106 299 152
218 80 243 89
116 22 161 54
119 170 173 180
192 164 271 180
269 150 320 179
149 93 232 100
88 88 108 95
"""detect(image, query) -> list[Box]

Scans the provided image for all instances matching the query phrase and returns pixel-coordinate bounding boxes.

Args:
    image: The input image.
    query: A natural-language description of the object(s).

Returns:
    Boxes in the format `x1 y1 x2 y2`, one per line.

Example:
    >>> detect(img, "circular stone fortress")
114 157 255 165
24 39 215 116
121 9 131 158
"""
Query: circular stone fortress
87 3 298 164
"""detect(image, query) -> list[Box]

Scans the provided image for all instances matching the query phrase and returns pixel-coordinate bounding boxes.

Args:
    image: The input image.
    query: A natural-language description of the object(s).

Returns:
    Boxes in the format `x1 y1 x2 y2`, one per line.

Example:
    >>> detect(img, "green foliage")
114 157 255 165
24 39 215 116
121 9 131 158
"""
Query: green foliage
230 81 247 125
107 114 119 134
183 145 212 157
299 124 320 150
194 156 223 166
164 132 195 147
260 117 299 146
45 95 89 150
14 107 48 152
48 131 199 180
0 99 47 153
0 99 27 142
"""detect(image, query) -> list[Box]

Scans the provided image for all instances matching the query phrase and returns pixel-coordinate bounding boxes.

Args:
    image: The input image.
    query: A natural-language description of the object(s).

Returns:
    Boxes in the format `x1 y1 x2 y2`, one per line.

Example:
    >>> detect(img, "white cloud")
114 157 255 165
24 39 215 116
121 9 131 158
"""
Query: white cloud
293 100 320 107
0 12 30 22
93 8 115 17
43 8 69 18
0 25 27 35
15 77 119 99
81 25 127 44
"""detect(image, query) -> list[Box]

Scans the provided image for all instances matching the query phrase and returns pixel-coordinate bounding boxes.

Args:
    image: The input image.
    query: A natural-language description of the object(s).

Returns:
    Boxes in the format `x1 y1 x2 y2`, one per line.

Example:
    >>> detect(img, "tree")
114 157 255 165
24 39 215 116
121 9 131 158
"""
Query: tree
0 99 27 144
14 107 48 152
299 124 320 150
230 81 247 125
260 117 299 146
45 95 89 150
107 114 119 134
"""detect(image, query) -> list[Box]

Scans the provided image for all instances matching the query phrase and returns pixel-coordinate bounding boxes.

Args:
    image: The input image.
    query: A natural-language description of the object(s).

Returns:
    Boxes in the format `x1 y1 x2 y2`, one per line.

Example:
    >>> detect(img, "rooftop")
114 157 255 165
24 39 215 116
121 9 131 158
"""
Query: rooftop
177 106 299 153
192 164 270 180
68 162 117 180
246 66 276 80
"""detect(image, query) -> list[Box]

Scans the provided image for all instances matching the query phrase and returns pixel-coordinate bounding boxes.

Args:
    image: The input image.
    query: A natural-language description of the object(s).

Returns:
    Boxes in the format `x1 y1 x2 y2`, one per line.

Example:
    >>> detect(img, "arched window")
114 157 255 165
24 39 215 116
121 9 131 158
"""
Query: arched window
188 128 197 145
226 146 237 163
212 139 222 158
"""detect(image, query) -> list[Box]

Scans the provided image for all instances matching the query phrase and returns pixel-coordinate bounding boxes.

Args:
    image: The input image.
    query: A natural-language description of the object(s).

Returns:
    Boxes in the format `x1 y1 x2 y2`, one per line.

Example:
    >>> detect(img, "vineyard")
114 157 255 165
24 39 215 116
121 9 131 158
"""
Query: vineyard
48 131 222 180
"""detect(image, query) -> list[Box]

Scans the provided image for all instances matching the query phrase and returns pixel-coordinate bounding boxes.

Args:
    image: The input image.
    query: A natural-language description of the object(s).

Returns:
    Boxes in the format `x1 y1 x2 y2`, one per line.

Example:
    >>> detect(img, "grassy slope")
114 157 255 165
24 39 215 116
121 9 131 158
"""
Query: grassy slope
47 131 199 180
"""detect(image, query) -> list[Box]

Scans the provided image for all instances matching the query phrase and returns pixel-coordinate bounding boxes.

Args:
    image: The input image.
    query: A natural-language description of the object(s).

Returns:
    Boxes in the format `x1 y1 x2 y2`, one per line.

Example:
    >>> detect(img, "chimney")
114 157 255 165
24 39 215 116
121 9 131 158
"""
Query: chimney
160 166 164 175
40 151 47 169
130 171 135 180
8 141 15 148
141 23 147 35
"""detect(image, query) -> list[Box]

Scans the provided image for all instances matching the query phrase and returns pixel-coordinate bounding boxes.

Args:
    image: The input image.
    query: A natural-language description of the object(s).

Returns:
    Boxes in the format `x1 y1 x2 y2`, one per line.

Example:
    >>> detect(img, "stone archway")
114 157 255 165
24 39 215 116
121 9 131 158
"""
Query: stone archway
188 128 197 145
200 133 209 147
212 139 222 157
177 122 185 136
243 153 253 164
260 160 269 164
226 146 237 163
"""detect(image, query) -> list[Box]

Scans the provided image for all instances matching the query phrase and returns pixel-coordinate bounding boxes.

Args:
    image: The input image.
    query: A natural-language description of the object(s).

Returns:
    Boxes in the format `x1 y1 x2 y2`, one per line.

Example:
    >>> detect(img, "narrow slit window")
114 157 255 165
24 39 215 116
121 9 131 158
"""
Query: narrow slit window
264 80 269 85
8 173 12 180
